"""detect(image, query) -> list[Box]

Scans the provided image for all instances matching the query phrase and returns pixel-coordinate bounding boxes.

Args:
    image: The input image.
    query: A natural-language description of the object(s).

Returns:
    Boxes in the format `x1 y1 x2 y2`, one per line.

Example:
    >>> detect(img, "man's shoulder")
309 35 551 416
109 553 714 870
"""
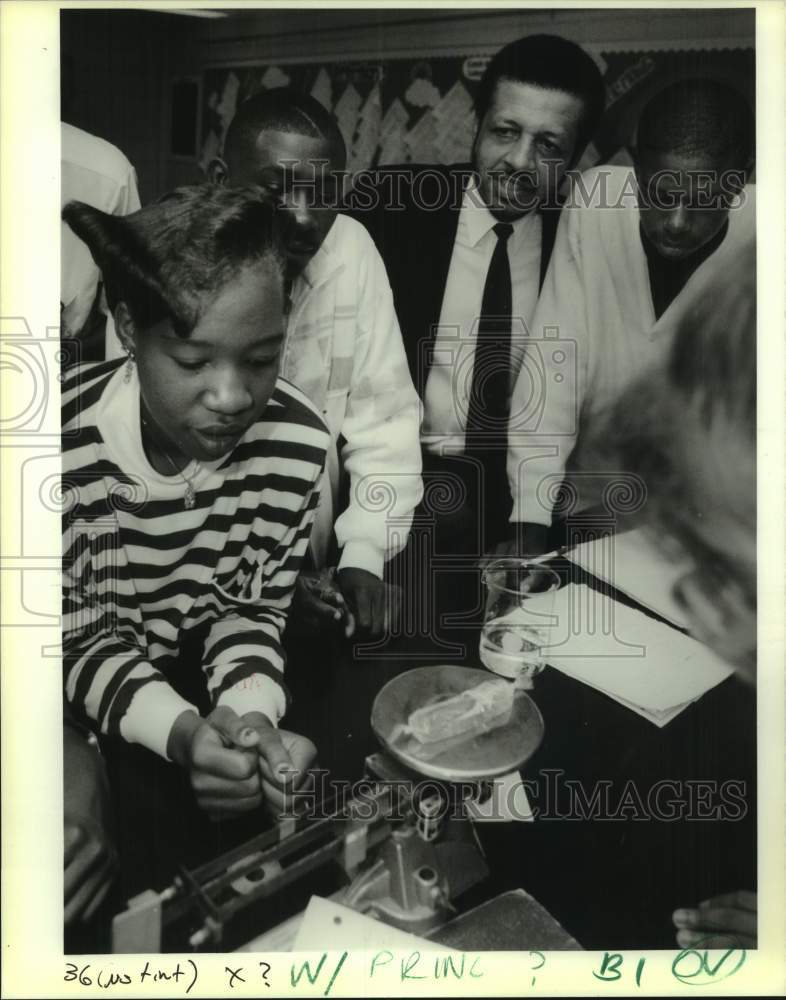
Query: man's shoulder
563 163 639 211
329 212 377 250
61 122 135 186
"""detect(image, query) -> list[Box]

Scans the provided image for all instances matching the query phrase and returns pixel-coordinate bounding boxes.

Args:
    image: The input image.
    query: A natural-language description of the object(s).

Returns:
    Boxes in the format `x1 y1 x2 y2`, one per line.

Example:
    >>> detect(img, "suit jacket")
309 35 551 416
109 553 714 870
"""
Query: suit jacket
345 163 561 401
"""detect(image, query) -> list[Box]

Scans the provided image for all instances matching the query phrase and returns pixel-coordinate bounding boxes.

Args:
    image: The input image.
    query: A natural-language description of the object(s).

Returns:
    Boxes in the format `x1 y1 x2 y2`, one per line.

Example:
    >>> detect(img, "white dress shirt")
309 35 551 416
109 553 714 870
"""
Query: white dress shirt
508 165 756 526
280 215 422 577
61 123 140 338
422 180 543 455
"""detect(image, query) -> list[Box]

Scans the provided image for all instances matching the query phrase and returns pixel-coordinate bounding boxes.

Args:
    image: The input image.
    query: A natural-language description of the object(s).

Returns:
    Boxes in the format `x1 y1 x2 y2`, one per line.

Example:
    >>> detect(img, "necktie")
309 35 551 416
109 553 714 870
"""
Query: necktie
465 222 514 447
464 222 514 541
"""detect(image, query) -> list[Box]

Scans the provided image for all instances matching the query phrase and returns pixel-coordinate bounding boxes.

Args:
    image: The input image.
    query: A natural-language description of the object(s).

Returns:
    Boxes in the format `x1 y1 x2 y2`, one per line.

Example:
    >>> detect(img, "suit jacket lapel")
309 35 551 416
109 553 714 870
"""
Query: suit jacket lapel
413 164 470 399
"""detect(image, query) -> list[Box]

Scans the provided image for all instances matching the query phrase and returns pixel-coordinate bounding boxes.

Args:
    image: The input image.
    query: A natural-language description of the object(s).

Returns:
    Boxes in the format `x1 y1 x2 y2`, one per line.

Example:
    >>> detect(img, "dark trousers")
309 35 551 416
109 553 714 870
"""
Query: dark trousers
419 449 511 558
397 449 571 635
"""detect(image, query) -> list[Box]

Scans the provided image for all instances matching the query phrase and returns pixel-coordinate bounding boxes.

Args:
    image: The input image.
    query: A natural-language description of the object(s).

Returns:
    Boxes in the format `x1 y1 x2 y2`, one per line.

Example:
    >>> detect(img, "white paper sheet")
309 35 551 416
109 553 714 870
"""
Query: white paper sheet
565 528 691 628
380 97 410 139
293 897 453 951
404 109 439 162
432 79 473 123
432 80 474 164
465 769 534 822
349 83 382 172
404 77 441 109
378 128 408 165
506 584 733 724
334 83 362 148
215 71 240 137
378 98 410 164
260 65 291 90
591 693 695 728
310 66 333 110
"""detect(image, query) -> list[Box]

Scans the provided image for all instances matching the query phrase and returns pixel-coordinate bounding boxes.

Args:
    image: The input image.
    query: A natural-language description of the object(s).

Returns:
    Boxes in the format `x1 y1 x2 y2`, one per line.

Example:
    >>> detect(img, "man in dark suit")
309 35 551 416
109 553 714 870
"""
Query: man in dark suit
348 34 605 557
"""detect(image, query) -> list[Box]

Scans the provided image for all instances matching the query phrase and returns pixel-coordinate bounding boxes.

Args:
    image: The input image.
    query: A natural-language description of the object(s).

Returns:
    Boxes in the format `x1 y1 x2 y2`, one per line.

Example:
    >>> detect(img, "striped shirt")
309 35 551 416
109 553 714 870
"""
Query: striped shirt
62 358 329 760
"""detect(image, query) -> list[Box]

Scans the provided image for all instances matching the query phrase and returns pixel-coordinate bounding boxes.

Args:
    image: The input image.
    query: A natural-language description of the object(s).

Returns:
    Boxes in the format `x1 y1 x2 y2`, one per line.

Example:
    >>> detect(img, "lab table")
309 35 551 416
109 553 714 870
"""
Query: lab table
282 554 756 951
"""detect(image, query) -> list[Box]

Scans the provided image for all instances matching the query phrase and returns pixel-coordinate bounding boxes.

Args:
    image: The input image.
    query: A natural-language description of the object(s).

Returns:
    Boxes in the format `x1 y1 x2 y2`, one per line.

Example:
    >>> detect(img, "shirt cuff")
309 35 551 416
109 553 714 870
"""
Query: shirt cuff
510 490 553 527
119 684 200 762
338 539 385 578
217 675 286 727
510 512 553 528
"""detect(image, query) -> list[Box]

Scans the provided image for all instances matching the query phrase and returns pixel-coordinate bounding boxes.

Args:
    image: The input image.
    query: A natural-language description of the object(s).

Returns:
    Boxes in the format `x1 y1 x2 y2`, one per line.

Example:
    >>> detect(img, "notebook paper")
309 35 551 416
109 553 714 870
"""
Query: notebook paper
564 528 691 629
505 584 733 726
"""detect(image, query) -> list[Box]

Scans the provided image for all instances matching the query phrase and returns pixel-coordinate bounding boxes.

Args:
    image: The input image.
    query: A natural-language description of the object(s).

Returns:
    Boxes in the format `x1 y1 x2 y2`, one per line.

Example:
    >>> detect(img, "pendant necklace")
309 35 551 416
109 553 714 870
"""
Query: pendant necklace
160 449 199 510
141 414 199 510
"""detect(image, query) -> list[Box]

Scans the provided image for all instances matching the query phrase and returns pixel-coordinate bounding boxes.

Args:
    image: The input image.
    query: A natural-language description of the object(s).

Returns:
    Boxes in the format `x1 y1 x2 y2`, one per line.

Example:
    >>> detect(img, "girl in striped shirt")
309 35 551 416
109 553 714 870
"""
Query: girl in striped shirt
62 185 329 849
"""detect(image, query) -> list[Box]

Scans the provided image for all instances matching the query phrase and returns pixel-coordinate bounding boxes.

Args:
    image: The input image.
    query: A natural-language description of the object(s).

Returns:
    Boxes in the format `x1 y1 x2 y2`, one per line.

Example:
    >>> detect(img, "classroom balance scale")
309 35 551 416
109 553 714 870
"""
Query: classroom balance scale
111 665 572 953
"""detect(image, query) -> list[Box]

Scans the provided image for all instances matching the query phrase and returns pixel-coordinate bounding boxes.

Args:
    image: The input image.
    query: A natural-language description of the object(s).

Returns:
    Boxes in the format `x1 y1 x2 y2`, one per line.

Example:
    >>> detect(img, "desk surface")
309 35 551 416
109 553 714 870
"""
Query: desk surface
283 554 757 951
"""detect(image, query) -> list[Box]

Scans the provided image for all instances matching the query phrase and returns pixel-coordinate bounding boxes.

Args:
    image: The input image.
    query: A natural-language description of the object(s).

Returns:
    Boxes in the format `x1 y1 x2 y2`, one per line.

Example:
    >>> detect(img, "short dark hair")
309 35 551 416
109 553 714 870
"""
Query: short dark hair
224 86 346 170
637 78 754 169
475 34 606 152
62 184 284 336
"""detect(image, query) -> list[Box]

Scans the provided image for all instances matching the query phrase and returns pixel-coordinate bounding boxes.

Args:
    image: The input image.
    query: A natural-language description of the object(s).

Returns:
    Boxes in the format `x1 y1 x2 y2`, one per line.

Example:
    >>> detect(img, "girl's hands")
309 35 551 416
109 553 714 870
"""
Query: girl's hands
168 706 316 819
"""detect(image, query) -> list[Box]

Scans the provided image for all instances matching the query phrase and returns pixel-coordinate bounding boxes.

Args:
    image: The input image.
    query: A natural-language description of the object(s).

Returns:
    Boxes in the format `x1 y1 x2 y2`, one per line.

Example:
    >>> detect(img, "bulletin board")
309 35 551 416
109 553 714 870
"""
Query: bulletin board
590 47 755 165
198 46 754 174
200 55 484 172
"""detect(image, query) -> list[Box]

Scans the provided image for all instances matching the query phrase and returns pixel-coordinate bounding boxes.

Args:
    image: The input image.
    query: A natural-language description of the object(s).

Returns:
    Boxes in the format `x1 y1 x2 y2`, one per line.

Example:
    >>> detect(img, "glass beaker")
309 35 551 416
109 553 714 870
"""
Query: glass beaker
480 558 561 689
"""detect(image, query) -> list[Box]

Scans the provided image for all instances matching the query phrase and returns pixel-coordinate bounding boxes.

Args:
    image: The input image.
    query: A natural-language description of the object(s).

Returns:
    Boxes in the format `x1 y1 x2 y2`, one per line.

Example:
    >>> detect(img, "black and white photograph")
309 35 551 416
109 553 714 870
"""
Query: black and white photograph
1 1 784 995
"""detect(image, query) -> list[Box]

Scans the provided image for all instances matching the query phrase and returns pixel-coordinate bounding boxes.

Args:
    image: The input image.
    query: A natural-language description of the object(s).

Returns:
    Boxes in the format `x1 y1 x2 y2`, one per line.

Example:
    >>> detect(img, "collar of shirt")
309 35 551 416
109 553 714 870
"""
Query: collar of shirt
97 364 228 502
458 176 539 250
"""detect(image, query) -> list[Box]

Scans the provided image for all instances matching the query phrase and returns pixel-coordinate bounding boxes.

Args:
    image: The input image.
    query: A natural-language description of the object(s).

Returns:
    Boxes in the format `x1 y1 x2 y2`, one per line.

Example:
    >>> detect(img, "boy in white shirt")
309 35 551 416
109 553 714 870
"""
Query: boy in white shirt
209 88 422 637
506 78 755 554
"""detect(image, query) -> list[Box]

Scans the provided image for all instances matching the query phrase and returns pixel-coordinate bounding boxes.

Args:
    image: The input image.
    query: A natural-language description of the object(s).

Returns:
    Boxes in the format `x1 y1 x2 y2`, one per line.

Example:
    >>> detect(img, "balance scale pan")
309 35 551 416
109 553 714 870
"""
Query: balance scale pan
371 664 545 781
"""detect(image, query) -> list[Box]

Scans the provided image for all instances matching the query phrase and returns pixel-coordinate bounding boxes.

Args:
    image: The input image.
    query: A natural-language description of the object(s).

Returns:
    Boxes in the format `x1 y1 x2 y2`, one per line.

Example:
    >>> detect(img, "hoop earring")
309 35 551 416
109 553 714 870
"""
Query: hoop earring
123 351 136 384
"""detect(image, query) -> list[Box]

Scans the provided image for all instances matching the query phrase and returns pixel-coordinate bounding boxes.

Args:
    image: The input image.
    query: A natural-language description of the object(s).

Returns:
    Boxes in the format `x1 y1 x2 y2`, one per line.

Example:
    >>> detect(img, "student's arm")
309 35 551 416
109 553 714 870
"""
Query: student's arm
334 228 423 579
198 482 322 812
201 483 320 723
506 201 589 546
328 228 422 634
63 532 201 761
63 531 263 817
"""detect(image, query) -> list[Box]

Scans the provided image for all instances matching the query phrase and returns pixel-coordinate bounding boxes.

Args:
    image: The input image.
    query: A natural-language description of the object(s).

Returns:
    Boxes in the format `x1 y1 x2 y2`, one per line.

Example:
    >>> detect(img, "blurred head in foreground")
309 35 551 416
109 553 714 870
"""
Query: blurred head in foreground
593 237 756 682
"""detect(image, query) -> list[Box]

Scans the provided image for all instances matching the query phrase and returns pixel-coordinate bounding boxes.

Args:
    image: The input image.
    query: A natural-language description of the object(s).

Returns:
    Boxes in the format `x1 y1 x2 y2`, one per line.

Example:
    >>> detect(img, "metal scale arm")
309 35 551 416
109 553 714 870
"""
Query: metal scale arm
112 783 400 953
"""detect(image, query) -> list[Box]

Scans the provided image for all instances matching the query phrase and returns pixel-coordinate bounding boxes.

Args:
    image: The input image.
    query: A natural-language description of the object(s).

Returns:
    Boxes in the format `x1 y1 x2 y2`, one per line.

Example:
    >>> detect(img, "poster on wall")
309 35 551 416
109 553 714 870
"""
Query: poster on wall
592 46 755 165
198 46 753 175
201 54 489 172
